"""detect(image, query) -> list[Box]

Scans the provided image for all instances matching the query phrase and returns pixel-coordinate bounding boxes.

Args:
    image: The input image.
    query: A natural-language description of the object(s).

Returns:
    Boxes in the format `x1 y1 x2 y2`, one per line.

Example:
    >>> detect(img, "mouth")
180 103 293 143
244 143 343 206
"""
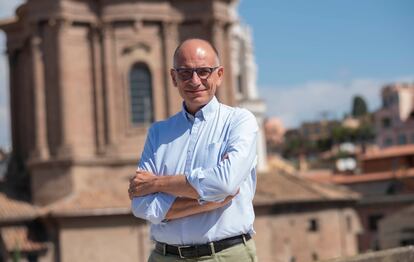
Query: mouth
186 89 207 94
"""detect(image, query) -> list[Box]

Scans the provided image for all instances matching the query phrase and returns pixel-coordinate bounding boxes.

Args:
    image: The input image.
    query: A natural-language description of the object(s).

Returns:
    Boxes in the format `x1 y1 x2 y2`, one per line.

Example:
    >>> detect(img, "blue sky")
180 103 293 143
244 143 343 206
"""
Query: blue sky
237 0 414 125
0 0 413 147
238 0 414 86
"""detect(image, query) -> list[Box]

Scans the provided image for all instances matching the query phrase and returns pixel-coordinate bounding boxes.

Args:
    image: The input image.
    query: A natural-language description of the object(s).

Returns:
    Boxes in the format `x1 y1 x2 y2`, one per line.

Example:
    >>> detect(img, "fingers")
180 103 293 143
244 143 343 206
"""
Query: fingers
129 174 137 183
128 187 134 200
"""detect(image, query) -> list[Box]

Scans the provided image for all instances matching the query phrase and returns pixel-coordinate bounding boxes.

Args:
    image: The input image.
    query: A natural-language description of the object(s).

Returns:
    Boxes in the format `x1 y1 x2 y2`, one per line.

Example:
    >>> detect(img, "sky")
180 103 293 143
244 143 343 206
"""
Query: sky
237 0 414 125
0 0 413 148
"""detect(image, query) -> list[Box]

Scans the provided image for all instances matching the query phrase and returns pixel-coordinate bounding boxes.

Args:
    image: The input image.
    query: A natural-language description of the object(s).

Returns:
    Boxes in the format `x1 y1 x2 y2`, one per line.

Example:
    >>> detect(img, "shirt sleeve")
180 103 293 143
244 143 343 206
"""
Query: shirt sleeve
186 109 258 202
131 125 176 224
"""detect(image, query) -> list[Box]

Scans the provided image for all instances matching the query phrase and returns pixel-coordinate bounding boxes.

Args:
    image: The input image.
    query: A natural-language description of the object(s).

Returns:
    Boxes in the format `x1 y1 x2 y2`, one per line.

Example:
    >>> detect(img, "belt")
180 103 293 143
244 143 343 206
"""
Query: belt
155 234 251 259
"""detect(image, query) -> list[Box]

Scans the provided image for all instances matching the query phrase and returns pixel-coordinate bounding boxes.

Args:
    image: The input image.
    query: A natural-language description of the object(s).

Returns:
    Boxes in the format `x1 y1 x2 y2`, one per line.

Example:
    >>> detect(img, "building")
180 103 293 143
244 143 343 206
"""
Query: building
254 172 361 262
300 144 414 252
264 117 286 154
375 83 414 148
379 204 414 249
298 120 340 143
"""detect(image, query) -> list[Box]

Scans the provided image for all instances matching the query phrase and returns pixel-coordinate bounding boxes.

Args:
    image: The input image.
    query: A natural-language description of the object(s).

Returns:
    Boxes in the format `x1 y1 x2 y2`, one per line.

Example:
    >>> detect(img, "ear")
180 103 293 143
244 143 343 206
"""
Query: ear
170 69 178 87
216 66 224 86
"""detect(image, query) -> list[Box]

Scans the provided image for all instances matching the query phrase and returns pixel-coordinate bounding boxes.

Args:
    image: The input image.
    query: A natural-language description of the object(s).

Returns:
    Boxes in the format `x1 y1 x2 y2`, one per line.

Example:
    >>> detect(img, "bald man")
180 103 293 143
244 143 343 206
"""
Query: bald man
129 39 258 261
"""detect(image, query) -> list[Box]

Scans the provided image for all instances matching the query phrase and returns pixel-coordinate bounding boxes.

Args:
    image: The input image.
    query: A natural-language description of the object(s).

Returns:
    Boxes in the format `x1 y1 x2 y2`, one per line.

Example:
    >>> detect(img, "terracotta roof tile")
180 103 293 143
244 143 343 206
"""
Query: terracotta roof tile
254 172 359 206
361 144 414 160
1 226 47 252
46 188 131 216
0 193 39 222
301 168 414 185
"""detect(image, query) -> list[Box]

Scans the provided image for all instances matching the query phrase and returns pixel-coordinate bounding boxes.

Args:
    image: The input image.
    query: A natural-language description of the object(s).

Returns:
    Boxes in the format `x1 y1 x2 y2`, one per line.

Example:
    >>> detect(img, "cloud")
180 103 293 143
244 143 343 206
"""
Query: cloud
259 76 414 129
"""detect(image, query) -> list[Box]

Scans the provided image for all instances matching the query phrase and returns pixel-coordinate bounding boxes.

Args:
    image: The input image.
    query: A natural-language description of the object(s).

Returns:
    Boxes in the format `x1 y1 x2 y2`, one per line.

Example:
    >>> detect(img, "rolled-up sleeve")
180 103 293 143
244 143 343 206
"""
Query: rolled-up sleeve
186 109 258 202
131 125 176 224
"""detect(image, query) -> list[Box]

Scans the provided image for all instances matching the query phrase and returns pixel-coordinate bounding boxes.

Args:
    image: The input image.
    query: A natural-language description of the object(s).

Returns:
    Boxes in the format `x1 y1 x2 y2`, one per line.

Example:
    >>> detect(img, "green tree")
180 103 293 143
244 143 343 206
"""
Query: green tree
351 95 368 117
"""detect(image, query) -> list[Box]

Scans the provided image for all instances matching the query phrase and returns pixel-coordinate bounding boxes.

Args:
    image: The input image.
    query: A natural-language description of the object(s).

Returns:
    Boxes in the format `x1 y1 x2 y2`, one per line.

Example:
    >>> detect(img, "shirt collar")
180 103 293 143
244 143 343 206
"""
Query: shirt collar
181 96 219 122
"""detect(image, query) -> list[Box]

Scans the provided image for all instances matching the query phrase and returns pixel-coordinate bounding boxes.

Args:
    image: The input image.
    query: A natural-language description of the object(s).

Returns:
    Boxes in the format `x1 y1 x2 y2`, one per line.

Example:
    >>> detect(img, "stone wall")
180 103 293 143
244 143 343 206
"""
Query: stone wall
324 246 414 262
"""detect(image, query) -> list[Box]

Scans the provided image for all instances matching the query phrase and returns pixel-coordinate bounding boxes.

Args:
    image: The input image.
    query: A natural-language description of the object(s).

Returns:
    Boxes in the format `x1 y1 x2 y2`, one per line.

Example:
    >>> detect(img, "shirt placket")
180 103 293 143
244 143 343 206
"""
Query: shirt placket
184 114 202 175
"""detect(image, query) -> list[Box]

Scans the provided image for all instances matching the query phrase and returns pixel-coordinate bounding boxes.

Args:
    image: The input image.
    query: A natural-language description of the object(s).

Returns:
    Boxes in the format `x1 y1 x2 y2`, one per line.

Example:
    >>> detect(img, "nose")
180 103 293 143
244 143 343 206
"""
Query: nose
189 70 201 86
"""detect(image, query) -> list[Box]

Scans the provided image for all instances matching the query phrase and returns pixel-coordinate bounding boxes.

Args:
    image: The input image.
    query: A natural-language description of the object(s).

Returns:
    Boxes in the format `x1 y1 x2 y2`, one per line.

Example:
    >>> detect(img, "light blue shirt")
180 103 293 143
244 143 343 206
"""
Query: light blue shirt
131 96 258 245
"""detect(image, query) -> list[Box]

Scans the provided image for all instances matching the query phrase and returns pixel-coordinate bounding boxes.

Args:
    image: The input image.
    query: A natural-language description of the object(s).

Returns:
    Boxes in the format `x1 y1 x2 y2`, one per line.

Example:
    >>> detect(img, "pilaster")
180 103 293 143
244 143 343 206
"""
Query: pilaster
101 22 119 155
90 24 106 155
211 19 235 106
161 21 181 116
49 18 74 159
29 25 50 161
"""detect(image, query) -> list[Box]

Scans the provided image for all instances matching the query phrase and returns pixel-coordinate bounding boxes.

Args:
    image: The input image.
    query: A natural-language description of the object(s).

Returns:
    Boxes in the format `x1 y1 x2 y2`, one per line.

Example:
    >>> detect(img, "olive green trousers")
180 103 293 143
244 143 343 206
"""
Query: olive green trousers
148 239 258 262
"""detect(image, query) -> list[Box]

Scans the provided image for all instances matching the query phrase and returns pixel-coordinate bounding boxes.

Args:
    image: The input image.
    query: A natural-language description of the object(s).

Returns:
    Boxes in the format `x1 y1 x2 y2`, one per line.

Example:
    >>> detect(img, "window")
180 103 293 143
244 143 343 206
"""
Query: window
401 239 414 246
368 214 384 231
28 254 38 262
398 134 407 145
129 63 153 125
236 74 243 94
382 117 391 128
384 137 393 147
346 215 352 231
308 218 319 232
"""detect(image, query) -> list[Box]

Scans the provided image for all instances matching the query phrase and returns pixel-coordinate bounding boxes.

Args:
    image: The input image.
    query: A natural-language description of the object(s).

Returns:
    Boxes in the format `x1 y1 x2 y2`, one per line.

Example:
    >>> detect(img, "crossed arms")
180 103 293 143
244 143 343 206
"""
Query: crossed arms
129 171 236 220
129 110 258 224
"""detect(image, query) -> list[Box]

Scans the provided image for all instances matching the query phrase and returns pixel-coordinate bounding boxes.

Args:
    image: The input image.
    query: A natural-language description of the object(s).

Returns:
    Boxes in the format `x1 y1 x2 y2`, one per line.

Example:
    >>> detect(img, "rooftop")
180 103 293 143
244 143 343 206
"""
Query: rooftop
0 193 40 223
300 168 414 185
254 172 359 206
1 226 47 253
361 144 414 161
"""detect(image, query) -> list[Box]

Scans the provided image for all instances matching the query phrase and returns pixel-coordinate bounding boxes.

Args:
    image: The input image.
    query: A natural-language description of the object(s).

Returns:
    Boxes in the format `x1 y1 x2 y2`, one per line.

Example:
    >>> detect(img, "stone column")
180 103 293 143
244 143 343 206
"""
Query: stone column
101 23 118 155
29 27 50 161
90 24 105 155
51 18 73 159
211 19 235 106
161 21 181 116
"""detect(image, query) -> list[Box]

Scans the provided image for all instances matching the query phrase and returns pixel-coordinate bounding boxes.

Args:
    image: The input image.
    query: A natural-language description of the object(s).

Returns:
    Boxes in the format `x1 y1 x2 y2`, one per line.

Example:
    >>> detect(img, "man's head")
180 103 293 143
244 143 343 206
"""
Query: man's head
170 39 224 115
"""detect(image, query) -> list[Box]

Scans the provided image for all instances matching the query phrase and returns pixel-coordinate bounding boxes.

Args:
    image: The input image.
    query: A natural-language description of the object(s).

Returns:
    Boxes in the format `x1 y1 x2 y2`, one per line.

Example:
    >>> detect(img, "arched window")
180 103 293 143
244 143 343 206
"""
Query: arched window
129 63 154 125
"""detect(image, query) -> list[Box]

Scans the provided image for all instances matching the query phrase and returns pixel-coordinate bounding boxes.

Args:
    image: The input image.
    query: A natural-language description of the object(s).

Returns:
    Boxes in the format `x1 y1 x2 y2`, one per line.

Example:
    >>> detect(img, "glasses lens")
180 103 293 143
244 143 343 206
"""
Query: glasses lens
196 68 213 79
176 69 192 80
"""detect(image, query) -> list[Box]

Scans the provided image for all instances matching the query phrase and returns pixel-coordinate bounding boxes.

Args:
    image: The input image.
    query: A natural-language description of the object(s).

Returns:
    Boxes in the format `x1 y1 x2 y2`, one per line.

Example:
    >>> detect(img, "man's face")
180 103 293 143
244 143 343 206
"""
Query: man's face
170 44 224 114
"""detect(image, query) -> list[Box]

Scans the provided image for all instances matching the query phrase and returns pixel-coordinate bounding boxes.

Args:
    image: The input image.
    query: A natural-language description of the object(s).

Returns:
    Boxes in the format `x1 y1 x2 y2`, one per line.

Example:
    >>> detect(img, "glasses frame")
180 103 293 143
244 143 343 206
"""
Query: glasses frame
173 66 220 81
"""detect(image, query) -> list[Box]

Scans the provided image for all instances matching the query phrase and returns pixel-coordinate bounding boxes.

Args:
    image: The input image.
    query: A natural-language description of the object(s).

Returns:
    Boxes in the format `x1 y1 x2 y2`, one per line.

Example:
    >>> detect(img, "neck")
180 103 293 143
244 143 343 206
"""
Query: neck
185 105 202 116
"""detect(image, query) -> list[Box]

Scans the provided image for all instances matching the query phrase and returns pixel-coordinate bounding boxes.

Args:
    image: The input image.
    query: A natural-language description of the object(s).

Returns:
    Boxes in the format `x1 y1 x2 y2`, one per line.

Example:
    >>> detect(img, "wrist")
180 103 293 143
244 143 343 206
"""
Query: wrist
154 175 168 193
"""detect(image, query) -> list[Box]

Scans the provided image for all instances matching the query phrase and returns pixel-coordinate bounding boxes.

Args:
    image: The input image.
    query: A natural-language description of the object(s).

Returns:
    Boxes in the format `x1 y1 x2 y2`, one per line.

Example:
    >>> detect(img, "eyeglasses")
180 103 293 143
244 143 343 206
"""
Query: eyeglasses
173 67 220 81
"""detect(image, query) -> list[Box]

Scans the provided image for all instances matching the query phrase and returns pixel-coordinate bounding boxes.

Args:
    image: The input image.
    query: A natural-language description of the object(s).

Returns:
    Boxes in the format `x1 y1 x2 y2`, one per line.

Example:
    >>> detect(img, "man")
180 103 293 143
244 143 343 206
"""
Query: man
129 38 258 261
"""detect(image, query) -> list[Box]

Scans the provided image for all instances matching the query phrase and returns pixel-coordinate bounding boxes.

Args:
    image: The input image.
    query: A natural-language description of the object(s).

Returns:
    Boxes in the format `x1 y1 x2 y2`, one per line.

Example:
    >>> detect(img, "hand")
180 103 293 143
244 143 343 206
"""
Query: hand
128 169 158 200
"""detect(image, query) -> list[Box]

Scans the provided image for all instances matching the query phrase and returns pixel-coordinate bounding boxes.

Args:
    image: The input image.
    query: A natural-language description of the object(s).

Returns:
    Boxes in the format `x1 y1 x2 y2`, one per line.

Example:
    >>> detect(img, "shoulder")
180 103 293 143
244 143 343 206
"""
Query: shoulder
224 104 256 123
147 112 183 134
219 103 258 130
146 112 187 146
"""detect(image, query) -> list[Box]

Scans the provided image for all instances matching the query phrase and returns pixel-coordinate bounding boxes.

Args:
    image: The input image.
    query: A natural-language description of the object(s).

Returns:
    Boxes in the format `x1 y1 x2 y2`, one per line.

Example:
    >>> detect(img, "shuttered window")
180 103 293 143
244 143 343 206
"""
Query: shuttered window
129 63 154 124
